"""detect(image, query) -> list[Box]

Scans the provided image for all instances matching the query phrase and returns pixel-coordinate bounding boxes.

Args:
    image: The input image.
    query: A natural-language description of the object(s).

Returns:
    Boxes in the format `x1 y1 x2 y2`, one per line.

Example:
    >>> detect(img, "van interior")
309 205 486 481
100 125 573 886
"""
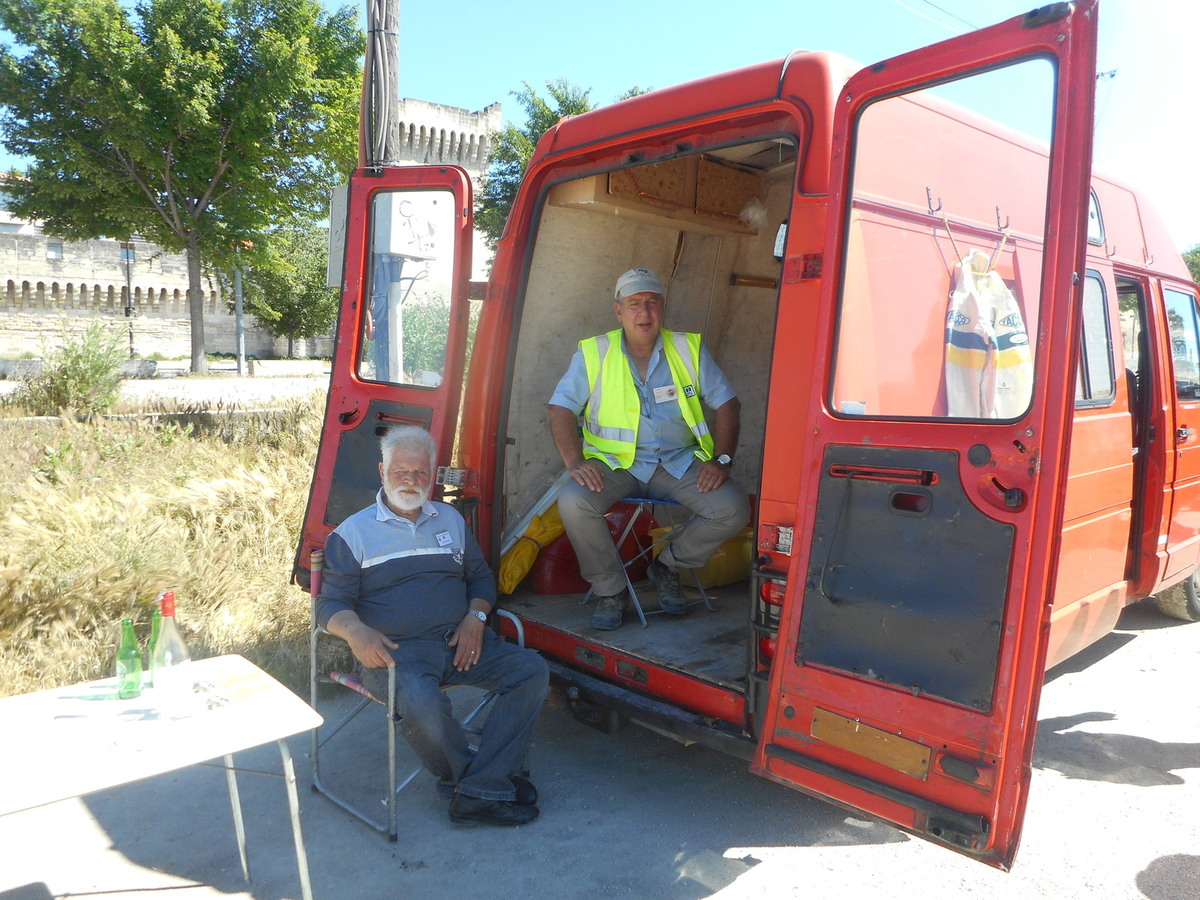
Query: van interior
498 135 799 703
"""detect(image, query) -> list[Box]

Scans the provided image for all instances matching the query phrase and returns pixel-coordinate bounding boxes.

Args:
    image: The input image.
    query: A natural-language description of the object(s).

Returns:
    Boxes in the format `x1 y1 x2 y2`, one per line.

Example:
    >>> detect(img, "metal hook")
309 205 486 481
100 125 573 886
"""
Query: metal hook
995 206 1010 233
926 187 942 215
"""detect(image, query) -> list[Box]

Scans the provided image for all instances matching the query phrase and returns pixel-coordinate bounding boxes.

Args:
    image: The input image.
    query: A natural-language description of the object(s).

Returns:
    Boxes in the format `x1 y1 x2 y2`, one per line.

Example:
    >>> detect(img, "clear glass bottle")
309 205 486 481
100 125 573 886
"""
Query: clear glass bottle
145 609 162 688
149 590 192 712
115 618 142 699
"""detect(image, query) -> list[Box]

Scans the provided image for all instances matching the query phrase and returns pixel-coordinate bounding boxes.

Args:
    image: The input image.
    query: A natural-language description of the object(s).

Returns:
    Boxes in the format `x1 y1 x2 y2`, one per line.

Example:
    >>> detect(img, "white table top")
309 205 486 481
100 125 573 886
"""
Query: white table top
0 654 322 817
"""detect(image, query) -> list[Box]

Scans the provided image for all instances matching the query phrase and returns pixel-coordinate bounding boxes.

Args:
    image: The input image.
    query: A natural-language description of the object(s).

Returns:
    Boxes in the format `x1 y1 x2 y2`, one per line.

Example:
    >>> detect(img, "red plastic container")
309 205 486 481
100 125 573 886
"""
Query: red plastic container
521 503 657 595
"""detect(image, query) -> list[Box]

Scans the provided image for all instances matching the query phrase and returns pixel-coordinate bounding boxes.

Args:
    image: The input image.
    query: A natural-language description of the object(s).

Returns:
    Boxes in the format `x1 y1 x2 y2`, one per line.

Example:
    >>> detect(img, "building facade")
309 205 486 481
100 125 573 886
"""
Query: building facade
0 98 499 362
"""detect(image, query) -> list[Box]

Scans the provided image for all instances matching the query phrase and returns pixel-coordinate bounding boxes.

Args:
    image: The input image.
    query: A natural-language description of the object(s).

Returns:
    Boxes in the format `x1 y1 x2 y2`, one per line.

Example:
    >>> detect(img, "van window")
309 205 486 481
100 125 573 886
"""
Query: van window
831 59 1052 420
1166 288 1200 401
1076 273 1114 405
358 189 455 387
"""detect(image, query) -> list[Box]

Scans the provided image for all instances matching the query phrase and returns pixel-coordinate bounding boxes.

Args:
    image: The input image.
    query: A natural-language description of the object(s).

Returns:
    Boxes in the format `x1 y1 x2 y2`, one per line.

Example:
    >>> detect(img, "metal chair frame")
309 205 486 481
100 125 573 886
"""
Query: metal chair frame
308 599 526 842
581 497 713 627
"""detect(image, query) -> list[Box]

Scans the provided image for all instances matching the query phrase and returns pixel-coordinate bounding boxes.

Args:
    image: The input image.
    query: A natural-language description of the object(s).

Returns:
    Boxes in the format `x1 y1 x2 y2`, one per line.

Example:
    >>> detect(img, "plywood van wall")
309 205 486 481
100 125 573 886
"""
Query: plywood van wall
501 164 793 530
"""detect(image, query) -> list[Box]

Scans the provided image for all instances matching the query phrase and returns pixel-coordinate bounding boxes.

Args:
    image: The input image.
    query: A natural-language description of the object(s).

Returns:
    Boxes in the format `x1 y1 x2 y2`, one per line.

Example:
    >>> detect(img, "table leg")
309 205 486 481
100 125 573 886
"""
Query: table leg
277 738 314 900
223 753 251 883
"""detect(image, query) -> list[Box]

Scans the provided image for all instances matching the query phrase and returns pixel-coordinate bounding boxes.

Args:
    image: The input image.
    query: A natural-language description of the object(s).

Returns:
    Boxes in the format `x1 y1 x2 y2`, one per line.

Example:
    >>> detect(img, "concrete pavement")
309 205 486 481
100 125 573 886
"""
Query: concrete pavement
0 602 1196 900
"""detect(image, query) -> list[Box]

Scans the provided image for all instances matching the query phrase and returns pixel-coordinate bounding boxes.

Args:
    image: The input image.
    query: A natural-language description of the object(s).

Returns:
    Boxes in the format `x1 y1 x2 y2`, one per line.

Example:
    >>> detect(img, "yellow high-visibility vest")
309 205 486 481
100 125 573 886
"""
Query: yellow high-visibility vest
578 328 713 469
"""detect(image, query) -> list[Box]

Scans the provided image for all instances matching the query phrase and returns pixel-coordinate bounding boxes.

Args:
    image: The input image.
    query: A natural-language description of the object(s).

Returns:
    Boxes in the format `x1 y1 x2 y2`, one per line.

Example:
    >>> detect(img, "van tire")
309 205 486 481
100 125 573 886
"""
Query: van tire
1155 572 1200 622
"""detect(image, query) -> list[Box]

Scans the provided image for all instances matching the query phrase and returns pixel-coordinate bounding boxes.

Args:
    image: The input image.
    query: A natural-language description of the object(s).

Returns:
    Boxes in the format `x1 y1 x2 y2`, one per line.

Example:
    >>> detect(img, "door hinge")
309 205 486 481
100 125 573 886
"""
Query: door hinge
437 466 470 487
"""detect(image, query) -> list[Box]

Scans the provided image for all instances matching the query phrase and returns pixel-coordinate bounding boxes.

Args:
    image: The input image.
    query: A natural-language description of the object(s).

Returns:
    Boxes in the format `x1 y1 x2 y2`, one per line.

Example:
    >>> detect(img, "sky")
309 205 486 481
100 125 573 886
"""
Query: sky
2 0 1198 249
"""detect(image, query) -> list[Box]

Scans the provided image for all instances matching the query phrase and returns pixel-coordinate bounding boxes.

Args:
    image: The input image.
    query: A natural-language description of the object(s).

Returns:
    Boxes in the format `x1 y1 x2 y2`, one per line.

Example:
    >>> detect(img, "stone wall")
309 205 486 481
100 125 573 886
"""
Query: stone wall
0 97 498 361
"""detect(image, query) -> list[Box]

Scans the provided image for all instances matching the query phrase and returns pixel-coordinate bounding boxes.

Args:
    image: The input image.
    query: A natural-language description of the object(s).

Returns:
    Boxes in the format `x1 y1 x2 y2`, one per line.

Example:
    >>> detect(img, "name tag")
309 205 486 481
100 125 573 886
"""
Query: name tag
653 385 678 404
435 531 454 547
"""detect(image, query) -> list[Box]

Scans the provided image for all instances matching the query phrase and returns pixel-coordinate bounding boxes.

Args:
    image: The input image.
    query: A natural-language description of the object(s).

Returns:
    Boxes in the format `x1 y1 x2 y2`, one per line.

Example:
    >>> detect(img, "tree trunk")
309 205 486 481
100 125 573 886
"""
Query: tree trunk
187 239 208 374
288 334 295 359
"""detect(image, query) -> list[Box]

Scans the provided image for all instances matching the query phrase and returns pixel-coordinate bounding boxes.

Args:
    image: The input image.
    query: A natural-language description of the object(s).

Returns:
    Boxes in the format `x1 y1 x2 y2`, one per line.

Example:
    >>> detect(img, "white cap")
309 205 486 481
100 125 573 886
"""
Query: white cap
614 268 663 301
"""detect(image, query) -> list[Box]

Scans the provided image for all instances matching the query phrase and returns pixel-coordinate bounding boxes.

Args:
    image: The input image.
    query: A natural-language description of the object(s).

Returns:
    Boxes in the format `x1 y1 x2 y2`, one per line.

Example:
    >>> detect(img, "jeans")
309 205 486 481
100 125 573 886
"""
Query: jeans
558 457 750 596
361 628 549 802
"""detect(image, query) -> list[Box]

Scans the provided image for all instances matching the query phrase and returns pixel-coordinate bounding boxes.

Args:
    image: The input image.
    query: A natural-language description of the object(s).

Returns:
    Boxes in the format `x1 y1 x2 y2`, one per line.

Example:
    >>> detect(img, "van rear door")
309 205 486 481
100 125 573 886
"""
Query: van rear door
296 166 474 579
753 2 1098 869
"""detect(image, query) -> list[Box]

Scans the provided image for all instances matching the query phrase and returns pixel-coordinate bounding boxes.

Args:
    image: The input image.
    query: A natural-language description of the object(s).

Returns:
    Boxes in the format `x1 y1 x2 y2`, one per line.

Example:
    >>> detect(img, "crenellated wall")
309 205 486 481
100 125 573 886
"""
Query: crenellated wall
0 97 500 361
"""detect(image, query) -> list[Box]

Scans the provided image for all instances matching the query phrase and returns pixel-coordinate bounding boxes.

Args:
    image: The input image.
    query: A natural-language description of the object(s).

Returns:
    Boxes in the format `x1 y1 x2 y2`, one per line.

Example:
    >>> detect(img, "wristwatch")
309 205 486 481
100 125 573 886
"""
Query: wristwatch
716 454 733 467
467 609 488 624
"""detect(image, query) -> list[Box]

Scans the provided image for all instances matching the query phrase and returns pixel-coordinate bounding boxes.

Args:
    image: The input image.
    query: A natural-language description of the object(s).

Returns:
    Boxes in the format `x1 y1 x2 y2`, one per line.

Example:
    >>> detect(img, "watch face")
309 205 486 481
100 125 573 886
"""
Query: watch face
717 454 732 466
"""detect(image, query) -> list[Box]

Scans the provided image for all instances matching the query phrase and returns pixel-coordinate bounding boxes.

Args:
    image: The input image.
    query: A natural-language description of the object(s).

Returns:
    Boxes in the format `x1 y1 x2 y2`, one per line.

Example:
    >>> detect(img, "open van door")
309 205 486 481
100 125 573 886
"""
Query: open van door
296 166 474 583
752 2 1098 869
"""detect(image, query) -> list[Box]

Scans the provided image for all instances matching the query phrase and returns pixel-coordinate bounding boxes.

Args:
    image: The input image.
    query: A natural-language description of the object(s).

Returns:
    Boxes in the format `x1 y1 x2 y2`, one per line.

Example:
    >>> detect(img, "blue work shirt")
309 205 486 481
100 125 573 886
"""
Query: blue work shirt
548 332 736 481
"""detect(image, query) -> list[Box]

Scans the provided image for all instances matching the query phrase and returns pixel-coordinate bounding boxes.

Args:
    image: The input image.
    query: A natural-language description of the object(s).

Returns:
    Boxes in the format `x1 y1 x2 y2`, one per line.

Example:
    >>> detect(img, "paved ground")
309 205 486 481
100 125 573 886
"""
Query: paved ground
0 601 1196 900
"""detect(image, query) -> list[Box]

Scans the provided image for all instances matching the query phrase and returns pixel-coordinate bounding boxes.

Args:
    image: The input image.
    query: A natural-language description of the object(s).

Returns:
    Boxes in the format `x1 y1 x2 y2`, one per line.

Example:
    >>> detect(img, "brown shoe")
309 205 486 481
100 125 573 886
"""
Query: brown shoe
649 558 687 615
591 590 628 630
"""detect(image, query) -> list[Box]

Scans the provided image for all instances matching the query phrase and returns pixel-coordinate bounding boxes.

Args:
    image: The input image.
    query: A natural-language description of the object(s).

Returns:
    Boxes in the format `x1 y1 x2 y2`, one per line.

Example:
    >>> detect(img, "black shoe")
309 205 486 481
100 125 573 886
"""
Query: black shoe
591 590 628 630
511 775 538 806
449 793 539 826
649 558 687 615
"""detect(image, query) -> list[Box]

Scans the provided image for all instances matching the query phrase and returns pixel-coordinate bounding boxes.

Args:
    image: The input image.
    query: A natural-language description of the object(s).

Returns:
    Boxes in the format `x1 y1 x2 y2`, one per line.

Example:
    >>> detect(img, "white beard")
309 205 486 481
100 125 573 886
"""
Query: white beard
384 482 431 513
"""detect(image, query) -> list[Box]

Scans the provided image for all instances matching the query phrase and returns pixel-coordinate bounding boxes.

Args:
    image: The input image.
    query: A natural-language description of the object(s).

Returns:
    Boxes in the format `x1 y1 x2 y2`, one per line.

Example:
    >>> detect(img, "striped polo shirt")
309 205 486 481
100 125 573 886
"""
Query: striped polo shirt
316 491 497 641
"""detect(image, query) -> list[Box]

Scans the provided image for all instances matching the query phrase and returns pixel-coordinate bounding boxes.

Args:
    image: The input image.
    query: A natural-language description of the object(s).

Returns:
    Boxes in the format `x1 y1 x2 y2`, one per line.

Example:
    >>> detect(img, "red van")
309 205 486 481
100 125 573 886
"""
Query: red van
299 0 1196 868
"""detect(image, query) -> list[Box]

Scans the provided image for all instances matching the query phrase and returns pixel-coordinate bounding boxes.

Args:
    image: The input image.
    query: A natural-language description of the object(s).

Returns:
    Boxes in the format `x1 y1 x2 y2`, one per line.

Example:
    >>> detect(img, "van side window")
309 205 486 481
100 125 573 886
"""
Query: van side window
1075 273 1114 405
1166 289 1200 402
358 190 455 388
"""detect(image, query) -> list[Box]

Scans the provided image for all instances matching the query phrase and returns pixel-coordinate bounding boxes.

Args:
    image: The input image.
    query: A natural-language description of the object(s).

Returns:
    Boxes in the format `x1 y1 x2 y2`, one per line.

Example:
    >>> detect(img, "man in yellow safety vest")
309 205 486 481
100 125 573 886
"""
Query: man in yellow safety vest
547 268 749 630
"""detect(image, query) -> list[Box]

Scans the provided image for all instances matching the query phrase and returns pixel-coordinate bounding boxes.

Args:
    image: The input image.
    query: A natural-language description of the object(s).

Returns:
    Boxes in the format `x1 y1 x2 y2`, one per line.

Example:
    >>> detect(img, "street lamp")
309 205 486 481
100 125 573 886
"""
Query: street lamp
121 239 136 358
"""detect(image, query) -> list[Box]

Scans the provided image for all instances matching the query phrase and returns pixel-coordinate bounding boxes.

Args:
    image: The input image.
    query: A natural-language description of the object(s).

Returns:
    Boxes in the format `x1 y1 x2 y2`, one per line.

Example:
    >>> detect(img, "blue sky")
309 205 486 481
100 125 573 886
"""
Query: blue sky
3 0 1197 249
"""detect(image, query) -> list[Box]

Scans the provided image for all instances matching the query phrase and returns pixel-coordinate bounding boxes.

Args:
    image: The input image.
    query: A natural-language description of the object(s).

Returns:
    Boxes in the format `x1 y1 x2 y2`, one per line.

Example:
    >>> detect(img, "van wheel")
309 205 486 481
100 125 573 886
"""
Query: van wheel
1155 572 1200 622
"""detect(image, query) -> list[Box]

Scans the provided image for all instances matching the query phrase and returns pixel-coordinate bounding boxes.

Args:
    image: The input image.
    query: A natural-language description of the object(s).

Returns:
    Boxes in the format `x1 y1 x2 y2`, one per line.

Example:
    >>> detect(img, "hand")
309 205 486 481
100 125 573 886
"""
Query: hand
344 622 399 669
696 460 731 494
568 458 607 493
448 614 487 671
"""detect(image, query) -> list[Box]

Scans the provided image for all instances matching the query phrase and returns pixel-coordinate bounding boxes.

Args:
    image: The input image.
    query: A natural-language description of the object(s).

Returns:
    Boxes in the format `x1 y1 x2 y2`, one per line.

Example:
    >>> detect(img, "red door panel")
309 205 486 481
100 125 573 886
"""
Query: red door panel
753 1 1098 869
296 166 474 583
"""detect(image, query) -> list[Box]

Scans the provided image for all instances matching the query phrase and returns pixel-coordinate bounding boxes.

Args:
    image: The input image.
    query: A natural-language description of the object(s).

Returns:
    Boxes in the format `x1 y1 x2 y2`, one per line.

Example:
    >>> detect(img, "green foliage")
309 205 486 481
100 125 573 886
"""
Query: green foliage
7 321 127 416
476 80 651 247
0 0 363 369
1184 245 1200 284
236 224 339 355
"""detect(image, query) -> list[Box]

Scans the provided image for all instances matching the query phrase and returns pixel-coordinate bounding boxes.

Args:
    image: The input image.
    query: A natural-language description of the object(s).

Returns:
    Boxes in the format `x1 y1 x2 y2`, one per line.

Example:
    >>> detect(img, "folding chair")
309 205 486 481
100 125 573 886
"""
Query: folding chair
306 550 527 842
581 497 713 627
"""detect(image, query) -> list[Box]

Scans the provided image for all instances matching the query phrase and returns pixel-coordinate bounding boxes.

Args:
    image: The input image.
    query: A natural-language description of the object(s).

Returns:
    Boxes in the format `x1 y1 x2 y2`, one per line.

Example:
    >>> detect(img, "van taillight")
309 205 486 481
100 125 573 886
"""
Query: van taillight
759 581 786 606
759 635 777 662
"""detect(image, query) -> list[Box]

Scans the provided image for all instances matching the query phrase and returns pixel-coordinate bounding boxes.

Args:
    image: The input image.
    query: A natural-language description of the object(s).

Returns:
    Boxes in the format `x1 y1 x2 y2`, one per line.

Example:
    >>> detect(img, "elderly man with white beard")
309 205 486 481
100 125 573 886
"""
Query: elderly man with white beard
316 425 549 827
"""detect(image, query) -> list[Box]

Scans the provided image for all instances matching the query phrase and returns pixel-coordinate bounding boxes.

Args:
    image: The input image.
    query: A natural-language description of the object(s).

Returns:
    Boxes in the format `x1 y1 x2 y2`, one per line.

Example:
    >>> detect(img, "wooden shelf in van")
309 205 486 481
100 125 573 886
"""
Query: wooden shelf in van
549 155 762 235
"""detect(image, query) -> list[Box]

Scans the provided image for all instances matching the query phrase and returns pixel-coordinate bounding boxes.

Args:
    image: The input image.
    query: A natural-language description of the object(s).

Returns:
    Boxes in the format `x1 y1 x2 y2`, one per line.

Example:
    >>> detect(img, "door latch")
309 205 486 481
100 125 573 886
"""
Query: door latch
1177 426 1195 444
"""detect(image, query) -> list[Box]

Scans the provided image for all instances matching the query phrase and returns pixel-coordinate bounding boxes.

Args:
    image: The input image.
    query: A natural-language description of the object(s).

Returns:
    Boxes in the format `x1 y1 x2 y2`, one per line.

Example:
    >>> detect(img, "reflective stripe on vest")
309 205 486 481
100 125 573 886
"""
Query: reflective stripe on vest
579 329 713 469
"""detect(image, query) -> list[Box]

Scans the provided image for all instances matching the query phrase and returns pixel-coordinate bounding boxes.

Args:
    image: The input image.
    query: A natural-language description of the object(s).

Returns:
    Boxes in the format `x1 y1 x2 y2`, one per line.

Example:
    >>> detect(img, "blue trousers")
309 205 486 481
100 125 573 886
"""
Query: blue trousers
361 629 548 802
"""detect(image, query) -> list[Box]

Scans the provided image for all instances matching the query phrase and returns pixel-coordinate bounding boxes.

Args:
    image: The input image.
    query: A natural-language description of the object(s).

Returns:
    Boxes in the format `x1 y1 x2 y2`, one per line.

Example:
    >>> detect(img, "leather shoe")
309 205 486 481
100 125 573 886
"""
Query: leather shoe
449 793 539 826
511 775 538 806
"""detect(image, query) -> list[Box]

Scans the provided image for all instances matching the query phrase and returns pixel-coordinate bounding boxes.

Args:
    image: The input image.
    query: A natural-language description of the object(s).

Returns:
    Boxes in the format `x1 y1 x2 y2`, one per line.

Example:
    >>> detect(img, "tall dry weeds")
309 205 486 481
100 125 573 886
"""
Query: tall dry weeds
0 396 333 697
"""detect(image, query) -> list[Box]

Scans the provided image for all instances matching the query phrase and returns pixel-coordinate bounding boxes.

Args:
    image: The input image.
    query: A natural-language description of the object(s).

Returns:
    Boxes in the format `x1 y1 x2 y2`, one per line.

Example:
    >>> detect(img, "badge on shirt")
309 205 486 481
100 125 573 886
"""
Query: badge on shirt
653 385 678 404
435 531 454 547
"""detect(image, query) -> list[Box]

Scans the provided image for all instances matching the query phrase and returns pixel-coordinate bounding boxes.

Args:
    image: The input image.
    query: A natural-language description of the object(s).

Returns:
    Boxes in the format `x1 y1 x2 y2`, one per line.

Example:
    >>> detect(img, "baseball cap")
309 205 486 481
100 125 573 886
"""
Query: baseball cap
614 268 664 301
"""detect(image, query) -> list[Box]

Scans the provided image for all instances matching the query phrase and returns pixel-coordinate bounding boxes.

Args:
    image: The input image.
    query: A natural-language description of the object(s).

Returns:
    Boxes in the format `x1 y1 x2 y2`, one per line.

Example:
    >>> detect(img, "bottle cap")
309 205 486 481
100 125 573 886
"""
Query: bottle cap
160 590 177 617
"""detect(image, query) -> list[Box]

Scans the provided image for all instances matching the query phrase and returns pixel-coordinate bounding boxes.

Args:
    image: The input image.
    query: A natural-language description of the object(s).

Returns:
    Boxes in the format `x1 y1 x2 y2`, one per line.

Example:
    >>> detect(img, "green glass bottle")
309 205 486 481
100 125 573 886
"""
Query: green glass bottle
116 618 142 699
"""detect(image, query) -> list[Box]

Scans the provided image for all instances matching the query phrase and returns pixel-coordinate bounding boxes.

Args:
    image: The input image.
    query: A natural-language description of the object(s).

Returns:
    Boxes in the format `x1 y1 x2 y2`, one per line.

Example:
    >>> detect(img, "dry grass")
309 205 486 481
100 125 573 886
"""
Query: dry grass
0 395 338 697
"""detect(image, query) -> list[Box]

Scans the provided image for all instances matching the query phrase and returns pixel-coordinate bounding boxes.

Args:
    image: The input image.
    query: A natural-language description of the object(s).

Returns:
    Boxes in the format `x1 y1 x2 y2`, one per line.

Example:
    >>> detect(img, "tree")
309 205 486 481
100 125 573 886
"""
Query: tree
0 0 362 373
237 224 339 358
475 79 650 248
1185 245 1200 284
